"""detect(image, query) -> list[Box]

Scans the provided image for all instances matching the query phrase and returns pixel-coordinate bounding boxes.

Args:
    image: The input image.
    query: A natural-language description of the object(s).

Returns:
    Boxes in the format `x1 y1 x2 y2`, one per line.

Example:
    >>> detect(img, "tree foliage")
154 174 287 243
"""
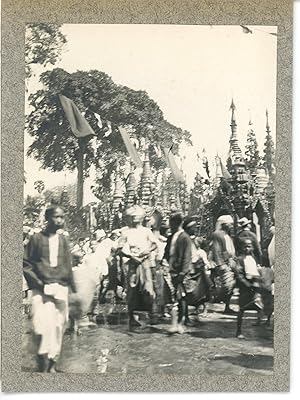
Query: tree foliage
34 180 45 194
23 195 44 225
245 126 260 173
26 68 192 201
25 24 67 79
263 133 275 178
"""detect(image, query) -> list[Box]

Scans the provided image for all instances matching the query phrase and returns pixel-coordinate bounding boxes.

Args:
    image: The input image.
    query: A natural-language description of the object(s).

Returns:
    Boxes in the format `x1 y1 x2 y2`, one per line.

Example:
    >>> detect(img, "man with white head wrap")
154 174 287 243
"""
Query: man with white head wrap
211 214 237 314
118 205 157 330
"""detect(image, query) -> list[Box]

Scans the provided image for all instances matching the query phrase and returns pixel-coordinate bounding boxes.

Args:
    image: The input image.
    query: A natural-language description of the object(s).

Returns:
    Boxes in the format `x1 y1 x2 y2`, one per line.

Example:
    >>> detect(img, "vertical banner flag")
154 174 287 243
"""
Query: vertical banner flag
59 94 95 138
219 157 231 179
201 148 210 178
118 126 143 168
162 146 185 183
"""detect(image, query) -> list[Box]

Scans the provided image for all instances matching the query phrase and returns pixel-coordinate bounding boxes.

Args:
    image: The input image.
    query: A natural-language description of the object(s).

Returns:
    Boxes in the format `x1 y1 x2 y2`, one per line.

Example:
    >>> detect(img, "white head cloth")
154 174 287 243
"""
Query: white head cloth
215 215 234 231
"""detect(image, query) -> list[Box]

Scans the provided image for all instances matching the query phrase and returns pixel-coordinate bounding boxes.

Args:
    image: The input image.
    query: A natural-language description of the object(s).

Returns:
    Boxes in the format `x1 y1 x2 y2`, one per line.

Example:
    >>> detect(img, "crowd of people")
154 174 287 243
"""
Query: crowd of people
22 204 275 373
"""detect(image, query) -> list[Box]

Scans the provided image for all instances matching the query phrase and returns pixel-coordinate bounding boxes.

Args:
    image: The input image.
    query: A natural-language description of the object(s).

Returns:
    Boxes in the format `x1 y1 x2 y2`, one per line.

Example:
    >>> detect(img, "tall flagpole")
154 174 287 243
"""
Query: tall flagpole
77 137 85 210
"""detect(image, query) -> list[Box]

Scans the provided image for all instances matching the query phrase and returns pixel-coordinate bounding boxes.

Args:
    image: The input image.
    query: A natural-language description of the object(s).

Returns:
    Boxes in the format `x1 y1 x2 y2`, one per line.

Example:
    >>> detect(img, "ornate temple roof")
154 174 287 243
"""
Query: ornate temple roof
229 99 243 160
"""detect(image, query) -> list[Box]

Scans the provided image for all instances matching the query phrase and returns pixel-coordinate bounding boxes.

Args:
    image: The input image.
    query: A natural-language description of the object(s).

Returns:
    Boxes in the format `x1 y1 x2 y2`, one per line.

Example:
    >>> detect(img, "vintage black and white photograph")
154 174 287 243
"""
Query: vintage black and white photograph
22 24 276 375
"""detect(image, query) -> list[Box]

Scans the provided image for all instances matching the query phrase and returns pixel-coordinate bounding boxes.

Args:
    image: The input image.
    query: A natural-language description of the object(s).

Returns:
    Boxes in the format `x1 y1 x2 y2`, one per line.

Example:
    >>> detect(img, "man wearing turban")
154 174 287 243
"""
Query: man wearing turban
118 205 157 330
210 214 237 314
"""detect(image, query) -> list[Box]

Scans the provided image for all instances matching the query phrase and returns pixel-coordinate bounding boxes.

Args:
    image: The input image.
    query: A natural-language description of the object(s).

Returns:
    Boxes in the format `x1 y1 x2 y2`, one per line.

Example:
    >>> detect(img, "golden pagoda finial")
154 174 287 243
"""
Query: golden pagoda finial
266 109 271 134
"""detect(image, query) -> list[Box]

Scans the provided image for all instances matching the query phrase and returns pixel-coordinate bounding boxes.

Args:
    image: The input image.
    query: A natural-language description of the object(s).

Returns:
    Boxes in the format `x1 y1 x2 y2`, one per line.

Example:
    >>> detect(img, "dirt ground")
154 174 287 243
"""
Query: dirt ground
22 300 273 375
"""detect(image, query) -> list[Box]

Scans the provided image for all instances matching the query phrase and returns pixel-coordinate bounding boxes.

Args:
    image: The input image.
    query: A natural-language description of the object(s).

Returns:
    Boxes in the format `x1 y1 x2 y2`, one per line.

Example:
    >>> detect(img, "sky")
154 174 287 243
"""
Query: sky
24 24 277 203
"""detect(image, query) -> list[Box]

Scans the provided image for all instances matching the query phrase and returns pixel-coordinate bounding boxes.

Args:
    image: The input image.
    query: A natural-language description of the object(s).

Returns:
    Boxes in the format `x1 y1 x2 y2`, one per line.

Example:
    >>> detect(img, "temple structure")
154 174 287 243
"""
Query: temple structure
138 147 154 207
64 100 275 245
124 162 137 209
192 100 275 245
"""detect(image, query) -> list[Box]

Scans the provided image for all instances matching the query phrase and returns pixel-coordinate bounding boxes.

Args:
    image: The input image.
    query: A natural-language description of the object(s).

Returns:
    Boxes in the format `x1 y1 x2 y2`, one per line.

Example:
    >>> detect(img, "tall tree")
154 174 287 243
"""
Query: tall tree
26 68 191 208
263 132 275 179
25 24 67 80
245 123 260 173
23 195 44 225
33 180 45 194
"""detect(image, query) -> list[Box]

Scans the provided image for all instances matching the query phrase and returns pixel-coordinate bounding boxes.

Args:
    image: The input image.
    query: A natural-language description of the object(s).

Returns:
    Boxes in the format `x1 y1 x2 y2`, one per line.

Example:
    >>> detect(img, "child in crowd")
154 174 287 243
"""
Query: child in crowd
235 238 264 339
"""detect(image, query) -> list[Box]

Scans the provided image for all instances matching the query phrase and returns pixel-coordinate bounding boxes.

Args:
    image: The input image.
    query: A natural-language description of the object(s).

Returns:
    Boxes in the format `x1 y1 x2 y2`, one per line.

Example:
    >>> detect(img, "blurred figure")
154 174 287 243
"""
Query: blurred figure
72 239 100 328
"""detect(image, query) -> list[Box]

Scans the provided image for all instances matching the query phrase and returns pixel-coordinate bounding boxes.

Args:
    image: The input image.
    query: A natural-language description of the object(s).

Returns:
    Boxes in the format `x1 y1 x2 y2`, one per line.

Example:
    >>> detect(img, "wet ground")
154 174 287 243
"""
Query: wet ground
22 299 273 375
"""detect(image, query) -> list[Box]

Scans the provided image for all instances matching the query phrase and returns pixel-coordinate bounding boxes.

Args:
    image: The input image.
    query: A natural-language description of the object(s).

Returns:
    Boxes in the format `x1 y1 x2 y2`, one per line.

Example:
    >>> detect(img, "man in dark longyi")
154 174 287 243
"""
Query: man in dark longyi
211 215 236 314
166 212 192 333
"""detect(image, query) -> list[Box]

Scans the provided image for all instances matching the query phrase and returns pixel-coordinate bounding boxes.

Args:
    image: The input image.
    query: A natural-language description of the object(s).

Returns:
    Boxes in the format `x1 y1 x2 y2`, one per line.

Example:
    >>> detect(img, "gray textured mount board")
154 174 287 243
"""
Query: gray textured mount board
1 0 292 392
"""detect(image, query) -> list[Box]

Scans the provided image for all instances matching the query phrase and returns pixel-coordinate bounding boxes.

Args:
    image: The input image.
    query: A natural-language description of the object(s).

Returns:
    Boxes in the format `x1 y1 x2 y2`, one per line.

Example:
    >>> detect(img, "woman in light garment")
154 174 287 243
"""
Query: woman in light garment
118 205 157 331
72 239 101 328
23 206 76 373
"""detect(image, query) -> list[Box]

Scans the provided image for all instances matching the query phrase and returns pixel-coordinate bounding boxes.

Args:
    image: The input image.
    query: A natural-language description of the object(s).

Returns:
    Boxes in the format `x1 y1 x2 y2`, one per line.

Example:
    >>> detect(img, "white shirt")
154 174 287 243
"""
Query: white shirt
157 235 167 262
93 242 110 276
191 241 209 265
244 255 260 278
224 234 235 257
268 235 275 267
48 233 59 267
119 226 156 257
83 251 103 282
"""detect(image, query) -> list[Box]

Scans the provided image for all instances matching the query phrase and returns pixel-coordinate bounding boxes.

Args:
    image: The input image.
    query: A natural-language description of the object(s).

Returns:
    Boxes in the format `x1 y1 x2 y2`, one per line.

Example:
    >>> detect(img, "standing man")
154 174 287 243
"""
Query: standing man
167 212 192 334
211 214 236 314
23 205 76 373
118 205 157 331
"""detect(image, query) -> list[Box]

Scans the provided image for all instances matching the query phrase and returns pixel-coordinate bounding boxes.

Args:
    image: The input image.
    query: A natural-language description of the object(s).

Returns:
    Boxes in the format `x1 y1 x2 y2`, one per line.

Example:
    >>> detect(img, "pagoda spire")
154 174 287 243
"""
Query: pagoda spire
229 99 242 160
230 98 237 125
161 169 169 213
139 145 153 207
110 160 124 230
125 162 137 208
112 161 123 210
248 108 253 126
263 109 275 179
266 109 271 134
